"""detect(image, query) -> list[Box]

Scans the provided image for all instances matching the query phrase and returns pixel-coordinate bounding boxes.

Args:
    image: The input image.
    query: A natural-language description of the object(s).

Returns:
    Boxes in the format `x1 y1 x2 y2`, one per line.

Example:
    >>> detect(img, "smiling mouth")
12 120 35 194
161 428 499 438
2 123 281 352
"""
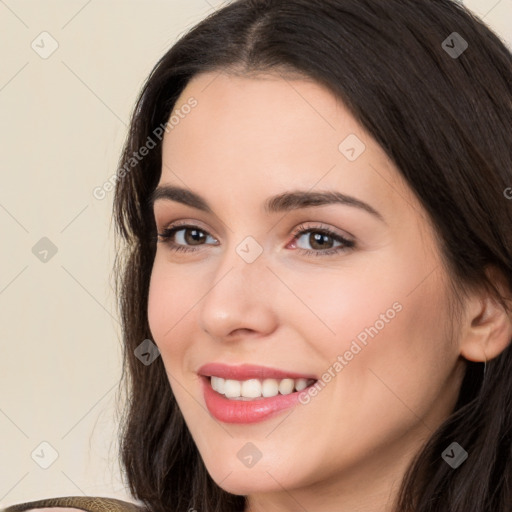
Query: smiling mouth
207 376 317 400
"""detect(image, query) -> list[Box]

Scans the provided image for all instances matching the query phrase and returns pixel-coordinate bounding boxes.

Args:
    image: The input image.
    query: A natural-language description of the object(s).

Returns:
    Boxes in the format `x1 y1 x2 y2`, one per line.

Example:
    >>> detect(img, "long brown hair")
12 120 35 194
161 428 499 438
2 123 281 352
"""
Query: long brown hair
112 1 512 510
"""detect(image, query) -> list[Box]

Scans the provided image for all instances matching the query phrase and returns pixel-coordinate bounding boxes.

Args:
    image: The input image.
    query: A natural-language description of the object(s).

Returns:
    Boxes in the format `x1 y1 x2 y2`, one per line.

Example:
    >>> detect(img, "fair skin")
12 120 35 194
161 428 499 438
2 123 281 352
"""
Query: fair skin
147 71 512 512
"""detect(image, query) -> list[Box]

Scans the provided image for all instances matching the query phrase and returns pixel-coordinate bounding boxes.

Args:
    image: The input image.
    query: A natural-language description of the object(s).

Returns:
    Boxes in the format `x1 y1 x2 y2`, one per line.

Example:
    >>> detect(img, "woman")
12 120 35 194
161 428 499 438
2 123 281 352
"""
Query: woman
5 0 511 511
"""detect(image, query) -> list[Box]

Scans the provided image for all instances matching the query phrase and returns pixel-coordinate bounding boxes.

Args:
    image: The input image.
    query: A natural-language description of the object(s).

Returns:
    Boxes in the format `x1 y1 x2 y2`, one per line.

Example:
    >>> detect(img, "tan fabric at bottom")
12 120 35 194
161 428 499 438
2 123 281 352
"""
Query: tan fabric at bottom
23 508 83 512
0 496 145 512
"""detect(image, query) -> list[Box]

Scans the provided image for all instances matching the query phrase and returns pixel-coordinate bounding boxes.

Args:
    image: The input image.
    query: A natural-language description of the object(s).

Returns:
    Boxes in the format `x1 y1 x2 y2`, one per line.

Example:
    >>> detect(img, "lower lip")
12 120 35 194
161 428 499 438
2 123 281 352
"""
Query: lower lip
201 376 315 424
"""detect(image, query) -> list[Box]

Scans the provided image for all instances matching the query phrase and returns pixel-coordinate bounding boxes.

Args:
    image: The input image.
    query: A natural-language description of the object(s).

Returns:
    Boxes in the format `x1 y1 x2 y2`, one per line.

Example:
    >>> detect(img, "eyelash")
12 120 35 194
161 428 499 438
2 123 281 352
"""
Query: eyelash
156 221 355 257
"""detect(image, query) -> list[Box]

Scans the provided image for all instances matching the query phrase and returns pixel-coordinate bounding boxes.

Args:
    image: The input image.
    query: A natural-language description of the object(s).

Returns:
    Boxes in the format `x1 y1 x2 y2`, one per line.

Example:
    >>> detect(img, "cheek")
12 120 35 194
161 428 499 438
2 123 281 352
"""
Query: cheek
296 252 454 404
147 258 200 360
284 267 456 474
284 263 406 361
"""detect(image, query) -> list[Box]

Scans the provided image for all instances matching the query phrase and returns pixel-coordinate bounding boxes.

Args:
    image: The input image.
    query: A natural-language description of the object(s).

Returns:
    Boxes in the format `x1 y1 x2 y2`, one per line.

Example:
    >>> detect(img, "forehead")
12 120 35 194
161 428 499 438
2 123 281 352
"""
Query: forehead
169 70 352 149
159 71 429 235
164 72 391 179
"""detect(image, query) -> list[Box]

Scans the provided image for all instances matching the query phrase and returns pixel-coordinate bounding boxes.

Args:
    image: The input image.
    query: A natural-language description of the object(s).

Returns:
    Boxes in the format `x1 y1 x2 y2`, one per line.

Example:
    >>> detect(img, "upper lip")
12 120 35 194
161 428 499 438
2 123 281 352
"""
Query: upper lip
198 363 317 381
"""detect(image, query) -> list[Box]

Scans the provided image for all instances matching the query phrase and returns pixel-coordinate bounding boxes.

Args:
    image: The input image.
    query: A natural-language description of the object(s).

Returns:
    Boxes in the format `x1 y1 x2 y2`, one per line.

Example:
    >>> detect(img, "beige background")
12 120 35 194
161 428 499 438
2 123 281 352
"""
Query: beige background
0 0 510 507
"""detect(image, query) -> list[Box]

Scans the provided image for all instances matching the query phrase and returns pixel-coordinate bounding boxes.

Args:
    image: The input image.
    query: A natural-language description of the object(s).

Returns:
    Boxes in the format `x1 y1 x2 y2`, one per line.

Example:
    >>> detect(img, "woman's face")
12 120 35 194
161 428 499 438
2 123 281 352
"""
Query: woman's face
148 71 466 509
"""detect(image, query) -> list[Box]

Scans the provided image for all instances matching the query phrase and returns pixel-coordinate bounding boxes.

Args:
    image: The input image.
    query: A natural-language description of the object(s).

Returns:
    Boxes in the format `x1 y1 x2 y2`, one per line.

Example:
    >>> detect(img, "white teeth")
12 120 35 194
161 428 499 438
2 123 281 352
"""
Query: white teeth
262 378 279 397
241 379 262 398
223 379 241 398
278 378 295 395
209 376 315 399
295 378 308 391
211 376 225 394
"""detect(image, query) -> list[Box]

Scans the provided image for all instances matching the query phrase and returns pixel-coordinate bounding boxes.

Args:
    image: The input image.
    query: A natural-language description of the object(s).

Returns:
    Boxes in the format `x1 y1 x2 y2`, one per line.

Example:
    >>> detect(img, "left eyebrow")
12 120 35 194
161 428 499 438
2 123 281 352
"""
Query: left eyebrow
149 185 385 223
264 190 385 223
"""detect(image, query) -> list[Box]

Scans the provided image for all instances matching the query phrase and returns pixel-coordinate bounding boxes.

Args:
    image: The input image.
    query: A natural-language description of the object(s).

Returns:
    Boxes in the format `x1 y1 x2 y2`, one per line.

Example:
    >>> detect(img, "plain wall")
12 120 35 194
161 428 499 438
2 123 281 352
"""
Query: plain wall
0 0 510 506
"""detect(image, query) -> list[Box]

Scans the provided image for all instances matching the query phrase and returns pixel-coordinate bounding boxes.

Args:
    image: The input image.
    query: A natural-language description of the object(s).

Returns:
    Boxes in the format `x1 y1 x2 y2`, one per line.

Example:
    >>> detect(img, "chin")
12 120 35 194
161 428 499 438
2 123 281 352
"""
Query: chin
211 470 285 496
201 452 304 495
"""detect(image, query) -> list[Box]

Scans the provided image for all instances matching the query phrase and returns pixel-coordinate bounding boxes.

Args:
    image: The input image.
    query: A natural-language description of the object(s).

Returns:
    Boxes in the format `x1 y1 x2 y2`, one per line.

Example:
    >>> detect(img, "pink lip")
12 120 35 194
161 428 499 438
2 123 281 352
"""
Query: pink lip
200 376 316 424
197 362 317 381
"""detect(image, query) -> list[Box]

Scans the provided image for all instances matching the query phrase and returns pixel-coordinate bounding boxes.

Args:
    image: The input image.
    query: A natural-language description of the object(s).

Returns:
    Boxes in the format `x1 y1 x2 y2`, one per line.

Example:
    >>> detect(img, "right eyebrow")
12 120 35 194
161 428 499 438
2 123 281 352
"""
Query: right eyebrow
149 185 213 214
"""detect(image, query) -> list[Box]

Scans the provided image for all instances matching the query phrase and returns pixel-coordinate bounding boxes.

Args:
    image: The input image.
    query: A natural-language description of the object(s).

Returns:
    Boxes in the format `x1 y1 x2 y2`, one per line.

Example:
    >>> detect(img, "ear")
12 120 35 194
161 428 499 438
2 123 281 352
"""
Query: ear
459 266 512 363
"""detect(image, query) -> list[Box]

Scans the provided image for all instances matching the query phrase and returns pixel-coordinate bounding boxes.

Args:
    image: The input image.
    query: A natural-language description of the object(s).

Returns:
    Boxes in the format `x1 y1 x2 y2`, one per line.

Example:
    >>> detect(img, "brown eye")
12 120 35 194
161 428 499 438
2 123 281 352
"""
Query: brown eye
305 232 336 250
157 225 218 252
291 224 355 257
182 228 207 245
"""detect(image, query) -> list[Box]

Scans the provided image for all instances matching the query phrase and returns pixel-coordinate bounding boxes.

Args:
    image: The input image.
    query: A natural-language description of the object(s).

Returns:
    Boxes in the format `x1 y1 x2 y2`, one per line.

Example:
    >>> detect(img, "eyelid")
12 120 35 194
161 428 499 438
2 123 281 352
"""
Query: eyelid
157 220 351 244
157 219 219 239
291 222 353 242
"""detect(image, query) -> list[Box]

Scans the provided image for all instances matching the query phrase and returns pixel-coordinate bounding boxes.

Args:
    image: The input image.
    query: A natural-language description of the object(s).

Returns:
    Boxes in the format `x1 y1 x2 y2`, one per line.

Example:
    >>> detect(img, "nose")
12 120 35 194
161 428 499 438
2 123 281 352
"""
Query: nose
197 242 279 341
